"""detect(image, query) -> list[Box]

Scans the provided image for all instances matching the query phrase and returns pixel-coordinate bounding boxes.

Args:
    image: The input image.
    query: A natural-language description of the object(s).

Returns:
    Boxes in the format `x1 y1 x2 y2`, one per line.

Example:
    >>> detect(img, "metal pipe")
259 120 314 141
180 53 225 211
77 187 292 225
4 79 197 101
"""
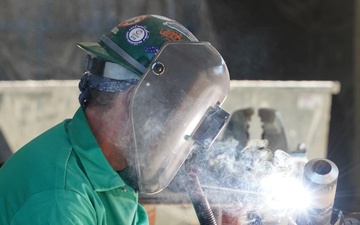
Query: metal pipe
297 158 339 224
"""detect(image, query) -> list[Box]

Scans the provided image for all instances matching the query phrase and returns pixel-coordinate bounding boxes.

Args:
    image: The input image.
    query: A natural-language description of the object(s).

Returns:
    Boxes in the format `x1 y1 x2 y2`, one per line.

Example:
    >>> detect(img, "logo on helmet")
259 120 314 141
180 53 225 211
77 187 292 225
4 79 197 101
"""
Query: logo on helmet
159 29 184 42
164 21 198 42
119 15 147 27
144 46 159 53
126 25 149 45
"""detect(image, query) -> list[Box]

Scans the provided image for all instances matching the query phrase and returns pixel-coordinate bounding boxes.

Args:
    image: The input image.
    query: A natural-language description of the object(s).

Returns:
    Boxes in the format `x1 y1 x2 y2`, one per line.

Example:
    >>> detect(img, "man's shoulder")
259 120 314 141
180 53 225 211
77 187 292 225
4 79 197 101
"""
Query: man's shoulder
0 118 82 193
24 118 72 150
0 118 97 224
6 119 73 170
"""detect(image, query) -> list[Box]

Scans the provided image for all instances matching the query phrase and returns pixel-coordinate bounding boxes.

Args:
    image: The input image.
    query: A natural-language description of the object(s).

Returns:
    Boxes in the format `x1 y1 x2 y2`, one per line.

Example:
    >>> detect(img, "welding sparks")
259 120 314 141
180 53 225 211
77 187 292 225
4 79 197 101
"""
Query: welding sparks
260 173 311 213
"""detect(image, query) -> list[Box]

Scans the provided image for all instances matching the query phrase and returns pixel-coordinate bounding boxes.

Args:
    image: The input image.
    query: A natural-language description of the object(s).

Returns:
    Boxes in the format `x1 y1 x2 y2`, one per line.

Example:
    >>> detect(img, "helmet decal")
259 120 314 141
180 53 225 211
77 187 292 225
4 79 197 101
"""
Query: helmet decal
159 29 184 42
119 15 148 27
144 46 160 53
164 21 198 42
111 27 119 35
126 25 150 45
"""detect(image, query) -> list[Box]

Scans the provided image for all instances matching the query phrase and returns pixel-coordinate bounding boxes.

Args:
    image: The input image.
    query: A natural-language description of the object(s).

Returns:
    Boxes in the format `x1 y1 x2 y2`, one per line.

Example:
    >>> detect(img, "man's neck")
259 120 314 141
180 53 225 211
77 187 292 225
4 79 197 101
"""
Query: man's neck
85 107 130 171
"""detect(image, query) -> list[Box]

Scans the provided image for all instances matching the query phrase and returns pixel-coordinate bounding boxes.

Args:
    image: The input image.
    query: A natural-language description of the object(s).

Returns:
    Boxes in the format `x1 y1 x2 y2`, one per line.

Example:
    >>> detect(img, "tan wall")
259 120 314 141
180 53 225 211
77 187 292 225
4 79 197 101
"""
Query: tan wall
0 80 80 151
0 80 339 159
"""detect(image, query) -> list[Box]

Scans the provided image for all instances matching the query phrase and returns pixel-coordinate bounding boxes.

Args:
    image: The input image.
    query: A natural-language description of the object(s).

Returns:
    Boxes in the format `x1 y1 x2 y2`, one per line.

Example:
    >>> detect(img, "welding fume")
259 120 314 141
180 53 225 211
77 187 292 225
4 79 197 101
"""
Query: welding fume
185 140 343 224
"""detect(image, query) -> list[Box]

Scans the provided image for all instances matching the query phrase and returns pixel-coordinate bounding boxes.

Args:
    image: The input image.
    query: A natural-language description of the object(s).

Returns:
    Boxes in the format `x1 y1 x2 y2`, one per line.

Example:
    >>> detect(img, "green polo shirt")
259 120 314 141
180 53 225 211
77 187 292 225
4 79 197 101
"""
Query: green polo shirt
0 107 149 225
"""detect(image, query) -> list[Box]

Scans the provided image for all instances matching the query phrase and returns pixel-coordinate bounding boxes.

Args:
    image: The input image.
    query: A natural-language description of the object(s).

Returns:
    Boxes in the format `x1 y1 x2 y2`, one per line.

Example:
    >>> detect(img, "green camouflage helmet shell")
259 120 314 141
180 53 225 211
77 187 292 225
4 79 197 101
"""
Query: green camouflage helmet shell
77 15 198 76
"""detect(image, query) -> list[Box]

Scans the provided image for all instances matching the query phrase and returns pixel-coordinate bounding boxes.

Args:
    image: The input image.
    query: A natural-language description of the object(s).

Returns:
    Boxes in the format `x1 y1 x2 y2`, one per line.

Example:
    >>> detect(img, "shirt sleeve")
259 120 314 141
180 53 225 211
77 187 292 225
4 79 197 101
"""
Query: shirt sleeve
10 189 97 225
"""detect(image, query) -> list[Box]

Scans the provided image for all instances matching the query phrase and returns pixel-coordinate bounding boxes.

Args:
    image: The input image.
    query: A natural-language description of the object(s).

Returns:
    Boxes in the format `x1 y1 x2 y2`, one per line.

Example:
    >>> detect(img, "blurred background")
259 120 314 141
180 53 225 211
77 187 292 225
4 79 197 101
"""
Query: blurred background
0 0 359 220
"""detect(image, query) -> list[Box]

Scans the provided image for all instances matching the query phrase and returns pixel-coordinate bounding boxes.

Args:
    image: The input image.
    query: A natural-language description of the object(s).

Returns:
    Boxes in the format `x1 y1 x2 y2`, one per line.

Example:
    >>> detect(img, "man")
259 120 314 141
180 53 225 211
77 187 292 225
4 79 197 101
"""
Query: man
0 15 230 224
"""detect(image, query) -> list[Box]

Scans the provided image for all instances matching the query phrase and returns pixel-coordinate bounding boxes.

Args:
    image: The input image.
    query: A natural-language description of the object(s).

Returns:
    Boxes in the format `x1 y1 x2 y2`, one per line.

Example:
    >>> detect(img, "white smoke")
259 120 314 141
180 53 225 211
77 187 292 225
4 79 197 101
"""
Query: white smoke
193 138 308 224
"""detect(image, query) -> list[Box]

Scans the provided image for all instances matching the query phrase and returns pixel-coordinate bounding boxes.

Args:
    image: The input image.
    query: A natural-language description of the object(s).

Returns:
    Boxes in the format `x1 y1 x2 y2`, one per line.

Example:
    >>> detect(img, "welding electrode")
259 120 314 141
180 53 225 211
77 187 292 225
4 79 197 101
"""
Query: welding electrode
184 169 218 225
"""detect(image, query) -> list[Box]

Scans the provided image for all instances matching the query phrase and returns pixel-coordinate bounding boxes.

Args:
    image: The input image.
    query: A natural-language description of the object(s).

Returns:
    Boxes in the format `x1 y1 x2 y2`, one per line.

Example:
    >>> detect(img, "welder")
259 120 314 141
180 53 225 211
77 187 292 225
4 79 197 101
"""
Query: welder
0 15 230 224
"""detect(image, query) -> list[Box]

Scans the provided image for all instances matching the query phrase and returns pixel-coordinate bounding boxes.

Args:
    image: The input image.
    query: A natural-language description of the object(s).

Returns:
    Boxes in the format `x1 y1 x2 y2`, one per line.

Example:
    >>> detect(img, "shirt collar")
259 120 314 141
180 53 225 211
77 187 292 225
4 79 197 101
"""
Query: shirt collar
67 107 126 191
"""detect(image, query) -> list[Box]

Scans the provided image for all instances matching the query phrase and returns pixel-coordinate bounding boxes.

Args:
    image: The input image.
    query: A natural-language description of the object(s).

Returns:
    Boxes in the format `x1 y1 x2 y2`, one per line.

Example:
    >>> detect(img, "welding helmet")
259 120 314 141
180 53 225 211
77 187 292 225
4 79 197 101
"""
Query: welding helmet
78 15 230 194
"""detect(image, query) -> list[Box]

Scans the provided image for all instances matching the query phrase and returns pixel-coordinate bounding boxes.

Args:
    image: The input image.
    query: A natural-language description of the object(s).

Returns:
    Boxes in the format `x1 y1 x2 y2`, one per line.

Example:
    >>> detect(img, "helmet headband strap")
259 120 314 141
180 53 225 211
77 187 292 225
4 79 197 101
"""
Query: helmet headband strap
100 35 147 74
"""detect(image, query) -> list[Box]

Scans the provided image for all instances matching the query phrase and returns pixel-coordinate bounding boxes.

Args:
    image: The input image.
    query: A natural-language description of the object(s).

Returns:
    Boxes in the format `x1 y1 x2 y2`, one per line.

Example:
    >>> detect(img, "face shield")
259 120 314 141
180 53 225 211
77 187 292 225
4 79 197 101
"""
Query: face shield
129 42 230 194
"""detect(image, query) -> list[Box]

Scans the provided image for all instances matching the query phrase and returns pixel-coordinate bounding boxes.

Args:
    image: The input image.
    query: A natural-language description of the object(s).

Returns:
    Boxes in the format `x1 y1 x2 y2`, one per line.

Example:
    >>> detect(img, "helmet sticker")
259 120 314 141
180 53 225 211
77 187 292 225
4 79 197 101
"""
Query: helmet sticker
159 29 184 42
119 15 147 27
111 27 119 35
164 21 198 42
144 46 159 54
126 25 149 45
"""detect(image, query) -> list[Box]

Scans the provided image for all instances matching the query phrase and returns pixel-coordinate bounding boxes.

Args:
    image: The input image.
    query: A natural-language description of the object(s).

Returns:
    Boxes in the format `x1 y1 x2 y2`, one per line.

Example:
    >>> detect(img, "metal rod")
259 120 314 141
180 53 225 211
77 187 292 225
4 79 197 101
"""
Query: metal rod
184 168 218 225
